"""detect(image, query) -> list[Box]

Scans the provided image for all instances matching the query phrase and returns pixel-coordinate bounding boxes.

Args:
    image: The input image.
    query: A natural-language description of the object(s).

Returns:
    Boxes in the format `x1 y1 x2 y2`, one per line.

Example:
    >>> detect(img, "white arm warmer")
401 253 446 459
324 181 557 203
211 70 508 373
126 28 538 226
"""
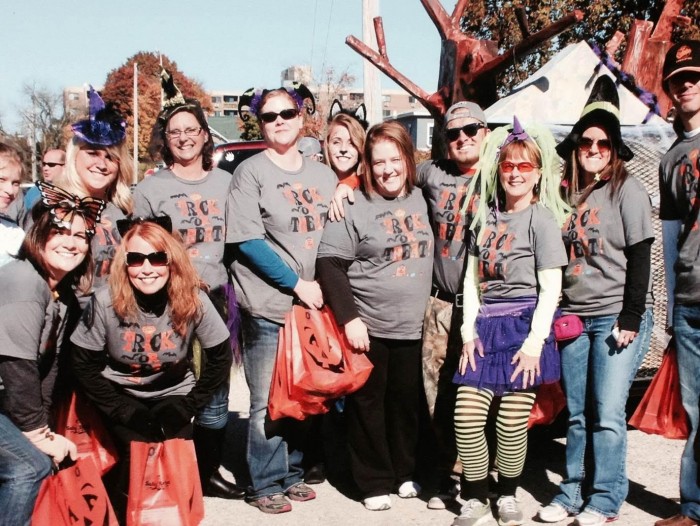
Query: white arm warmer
520 267 562 358
460 255 481 344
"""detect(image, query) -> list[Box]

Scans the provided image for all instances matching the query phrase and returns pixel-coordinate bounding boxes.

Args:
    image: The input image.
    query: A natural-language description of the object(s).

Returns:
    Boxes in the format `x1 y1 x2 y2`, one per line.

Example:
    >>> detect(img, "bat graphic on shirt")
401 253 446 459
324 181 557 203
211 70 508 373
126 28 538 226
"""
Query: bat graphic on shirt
439 181 457 189
169 192 189 199
162 352 177 357
277 182 291 189
212 215 224 222
375 210 393 219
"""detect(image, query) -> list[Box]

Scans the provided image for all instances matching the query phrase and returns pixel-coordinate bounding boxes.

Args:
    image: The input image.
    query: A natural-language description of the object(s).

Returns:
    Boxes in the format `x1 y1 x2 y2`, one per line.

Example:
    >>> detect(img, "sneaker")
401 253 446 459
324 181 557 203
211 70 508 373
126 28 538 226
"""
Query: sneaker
496 496 523 526
248 493 292 514
285 482 316 502
538 502 569 523
575 509 618 526
452 498 493 526
363 494 391 511
397 480 421 498
428 481 460 510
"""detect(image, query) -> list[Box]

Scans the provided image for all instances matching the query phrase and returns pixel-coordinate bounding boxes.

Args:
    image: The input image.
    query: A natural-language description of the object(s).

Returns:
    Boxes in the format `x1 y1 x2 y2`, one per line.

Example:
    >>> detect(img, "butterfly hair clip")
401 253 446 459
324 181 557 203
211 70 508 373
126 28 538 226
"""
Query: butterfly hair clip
37 181 106 236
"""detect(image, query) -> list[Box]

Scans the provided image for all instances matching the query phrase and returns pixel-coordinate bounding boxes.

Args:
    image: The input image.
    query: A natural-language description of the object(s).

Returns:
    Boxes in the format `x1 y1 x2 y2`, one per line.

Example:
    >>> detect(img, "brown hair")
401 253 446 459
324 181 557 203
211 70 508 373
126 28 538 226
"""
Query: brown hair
0 142 25 180
109 222 203 338
17 204 94 295
324 113 366 180
561 126 628 206
157 102 214 171
361 121 416 197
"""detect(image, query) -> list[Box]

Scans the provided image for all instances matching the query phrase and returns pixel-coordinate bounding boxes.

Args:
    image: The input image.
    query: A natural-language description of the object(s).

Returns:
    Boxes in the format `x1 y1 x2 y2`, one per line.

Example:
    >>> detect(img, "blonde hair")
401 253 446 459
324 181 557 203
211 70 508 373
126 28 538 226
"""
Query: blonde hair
324 113 366 180
59 137 134 215
109 222 203 338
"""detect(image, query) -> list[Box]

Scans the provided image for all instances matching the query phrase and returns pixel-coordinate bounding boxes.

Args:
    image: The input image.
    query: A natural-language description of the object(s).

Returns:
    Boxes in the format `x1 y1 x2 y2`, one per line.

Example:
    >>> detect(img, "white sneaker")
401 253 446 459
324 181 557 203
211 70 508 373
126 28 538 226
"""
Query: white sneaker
363 494 391 511
452 498 493 526
574 509 617 526
538 502 569 523
397 480 421 498
496 496 523 526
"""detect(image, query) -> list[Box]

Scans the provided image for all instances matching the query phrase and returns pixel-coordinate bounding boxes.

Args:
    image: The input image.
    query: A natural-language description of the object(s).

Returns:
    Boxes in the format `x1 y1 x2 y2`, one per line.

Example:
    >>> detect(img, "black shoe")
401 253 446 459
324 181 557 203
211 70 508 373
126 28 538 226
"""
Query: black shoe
304 464 326 485
204 470 246 499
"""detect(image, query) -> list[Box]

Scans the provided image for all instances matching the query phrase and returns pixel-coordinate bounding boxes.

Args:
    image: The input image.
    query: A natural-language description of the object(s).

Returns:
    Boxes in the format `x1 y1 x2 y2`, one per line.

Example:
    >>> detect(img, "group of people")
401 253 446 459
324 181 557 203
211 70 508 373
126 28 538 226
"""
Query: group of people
0 40 698 526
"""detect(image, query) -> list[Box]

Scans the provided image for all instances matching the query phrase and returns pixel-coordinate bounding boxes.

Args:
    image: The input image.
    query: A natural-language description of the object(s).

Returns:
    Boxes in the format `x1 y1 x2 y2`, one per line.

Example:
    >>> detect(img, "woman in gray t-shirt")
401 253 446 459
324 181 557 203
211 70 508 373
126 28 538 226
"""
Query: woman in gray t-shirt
317 122 434 511
539 76 654 525
0 196 99 526
453 119 568 525
71 219 231 521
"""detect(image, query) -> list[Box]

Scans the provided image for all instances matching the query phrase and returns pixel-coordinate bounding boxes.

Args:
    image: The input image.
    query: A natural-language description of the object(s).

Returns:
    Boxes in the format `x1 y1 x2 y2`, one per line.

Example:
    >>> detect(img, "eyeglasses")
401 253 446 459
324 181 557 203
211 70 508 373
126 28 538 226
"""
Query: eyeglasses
165 127 203 140
445 123 485 142
576 137 612 154
126 251 169 268
259 109 299 123
42 162 64 168
499 161 539 174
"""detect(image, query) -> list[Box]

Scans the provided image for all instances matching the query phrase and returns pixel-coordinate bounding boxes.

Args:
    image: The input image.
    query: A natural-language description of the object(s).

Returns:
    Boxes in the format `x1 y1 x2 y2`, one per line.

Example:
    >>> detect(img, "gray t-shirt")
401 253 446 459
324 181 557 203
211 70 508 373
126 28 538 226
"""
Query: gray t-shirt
562 176 654 315
70 287 229 400
317 188 434 339
472 203 567 299
133 168 231 289
659 133 700 304
417 159 474 294
226 152 337 324
92 202 126 290
0 259 69 386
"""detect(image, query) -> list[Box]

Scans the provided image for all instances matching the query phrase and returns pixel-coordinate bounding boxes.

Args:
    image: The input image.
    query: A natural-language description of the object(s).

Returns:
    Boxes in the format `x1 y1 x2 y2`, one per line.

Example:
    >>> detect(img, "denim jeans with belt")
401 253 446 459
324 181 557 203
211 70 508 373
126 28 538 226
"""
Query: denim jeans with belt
674 303 700 520
242 314 303 498
0 413 52 526
553 308 653 517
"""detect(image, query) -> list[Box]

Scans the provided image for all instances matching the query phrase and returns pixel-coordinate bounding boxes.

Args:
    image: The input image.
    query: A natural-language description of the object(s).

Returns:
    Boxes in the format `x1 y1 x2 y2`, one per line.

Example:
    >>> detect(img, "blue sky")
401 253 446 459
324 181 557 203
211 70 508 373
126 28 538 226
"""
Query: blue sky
1 0 448 133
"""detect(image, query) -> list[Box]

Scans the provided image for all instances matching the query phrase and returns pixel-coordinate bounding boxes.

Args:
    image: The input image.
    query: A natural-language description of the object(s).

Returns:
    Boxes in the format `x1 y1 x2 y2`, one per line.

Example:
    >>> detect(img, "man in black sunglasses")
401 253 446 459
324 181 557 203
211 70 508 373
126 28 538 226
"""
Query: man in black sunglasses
420 101 489 510
24 149 66 210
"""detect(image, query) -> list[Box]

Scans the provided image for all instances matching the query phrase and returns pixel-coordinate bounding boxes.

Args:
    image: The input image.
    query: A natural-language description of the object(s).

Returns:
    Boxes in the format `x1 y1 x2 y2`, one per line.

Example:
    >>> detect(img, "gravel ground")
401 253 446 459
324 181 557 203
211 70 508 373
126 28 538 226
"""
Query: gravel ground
201 368 684 526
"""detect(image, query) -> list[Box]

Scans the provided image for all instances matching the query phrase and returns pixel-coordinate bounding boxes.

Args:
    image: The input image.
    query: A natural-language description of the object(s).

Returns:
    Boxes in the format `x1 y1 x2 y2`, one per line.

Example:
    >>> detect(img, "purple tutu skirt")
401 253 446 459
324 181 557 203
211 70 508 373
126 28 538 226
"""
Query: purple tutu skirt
453 296 560 395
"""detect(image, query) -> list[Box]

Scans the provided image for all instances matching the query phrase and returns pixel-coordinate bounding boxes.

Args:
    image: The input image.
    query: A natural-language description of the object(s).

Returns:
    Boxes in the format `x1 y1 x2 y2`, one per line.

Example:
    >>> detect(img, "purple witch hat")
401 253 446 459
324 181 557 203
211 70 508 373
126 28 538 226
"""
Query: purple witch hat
71 86 127 146
501 116 531 148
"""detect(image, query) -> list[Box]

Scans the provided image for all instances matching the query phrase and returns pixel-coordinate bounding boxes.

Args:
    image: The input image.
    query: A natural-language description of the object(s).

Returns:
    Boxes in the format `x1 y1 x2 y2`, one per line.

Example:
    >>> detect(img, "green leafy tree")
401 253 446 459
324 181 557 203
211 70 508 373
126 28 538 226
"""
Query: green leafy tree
101 52 212 161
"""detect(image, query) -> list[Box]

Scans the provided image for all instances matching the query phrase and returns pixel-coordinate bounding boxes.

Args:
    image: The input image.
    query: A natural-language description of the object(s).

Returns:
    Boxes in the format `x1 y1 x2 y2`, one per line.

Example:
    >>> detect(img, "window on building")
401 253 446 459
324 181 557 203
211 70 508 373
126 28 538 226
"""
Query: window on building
383 95 391 103
68 93 80 101
409 96 416 104
223 95 238 103
383 110 392 118
223 109 238 116
427 123 434 148
211 96 222 103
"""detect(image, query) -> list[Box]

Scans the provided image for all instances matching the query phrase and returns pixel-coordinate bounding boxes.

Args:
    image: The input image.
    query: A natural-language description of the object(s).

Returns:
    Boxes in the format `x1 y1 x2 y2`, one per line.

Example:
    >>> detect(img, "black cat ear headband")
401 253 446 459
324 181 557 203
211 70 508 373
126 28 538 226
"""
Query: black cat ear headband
237 82 316 122
329 99 369 130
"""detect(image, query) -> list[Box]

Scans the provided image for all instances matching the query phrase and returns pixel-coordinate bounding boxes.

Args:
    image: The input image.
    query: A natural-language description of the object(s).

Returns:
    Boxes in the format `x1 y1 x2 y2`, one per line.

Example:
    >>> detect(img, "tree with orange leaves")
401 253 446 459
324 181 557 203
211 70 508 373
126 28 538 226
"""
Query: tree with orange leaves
101 52 211 162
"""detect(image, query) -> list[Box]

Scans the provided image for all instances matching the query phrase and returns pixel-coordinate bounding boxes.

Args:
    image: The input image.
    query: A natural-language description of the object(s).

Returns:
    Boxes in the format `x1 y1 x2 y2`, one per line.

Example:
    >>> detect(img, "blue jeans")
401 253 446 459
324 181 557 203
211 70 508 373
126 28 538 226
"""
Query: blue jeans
674 303 700 520
194 381 230 430
0 413 52 526
242 314 303 498
553 309 652 517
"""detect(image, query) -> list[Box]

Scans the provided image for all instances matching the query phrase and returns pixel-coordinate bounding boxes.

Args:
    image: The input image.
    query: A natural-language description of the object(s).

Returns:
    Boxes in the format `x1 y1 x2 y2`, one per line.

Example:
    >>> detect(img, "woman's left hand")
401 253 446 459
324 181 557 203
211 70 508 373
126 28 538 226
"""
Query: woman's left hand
614 327 638 349
510 351 540 389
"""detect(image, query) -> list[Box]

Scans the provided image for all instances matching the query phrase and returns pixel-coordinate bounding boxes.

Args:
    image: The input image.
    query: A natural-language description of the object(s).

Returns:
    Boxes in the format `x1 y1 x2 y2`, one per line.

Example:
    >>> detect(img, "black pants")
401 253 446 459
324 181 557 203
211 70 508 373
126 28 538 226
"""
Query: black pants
345 336 421 498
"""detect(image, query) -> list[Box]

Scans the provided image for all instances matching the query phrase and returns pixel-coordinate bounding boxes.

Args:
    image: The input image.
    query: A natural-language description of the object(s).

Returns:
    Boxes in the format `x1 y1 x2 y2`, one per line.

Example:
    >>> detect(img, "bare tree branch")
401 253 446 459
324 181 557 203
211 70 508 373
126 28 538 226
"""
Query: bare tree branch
420 0 451 40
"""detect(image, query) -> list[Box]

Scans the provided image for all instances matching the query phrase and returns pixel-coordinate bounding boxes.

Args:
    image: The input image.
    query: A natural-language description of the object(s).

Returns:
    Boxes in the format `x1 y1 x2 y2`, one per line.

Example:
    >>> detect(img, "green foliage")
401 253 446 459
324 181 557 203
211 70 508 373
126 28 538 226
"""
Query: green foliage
459 0 692 95
239 118 262 141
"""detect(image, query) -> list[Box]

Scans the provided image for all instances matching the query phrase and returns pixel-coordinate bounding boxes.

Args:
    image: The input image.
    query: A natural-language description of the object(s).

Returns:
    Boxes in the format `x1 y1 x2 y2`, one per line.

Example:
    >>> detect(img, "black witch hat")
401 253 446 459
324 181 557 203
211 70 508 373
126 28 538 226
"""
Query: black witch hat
556 75 633 162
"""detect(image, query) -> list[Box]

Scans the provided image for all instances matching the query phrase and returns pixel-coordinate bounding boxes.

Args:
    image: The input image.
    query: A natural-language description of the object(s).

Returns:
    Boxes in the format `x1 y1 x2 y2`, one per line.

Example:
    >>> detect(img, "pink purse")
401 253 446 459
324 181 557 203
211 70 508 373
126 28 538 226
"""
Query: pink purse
554 314 584 342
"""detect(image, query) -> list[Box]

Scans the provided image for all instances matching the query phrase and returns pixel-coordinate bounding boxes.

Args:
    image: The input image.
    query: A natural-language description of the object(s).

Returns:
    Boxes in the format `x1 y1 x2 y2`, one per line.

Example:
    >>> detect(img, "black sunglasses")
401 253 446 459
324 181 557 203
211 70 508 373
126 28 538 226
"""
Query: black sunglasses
445 123 485 142
259 108 299 123
42 162 65 168
126 251 169 268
